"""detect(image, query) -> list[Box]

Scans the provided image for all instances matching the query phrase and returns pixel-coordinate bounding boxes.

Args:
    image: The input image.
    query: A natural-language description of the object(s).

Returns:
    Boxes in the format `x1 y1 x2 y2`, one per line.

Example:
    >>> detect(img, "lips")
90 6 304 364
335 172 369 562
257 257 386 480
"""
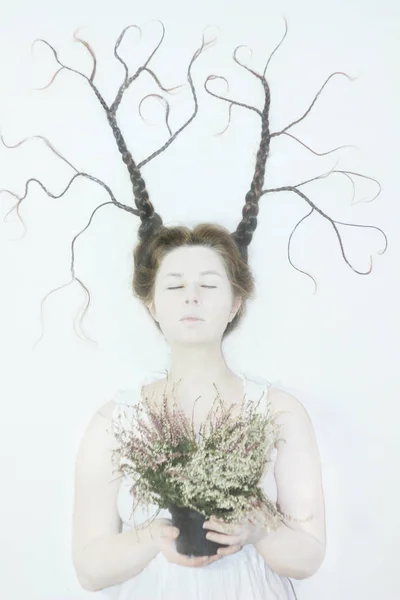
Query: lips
181 316 203 321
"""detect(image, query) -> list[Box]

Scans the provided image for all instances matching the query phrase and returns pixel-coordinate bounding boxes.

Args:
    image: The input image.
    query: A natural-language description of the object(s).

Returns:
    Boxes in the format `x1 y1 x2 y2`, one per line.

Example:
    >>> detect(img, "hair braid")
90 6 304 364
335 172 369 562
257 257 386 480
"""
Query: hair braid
234 81 271 262
107 114 163 240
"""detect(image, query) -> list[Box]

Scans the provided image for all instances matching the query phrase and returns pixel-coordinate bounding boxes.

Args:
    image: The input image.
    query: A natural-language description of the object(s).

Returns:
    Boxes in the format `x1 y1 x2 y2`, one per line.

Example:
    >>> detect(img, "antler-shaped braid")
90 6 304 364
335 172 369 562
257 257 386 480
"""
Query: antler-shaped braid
106 112 153 214
206 18 387 282
214 22 294 261
234 84 270 257
210 36 275 261
1 23 217 348
100 21 216 242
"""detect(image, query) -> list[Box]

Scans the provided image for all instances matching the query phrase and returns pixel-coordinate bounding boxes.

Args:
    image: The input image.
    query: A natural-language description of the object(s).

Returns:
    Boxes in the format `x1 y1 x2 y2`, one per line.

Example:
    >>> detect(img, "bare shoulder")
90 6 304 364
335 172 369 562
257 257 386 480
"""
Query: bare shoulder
267 385 317 449
81 399 119 444
95 398 117 421
268 385 310 416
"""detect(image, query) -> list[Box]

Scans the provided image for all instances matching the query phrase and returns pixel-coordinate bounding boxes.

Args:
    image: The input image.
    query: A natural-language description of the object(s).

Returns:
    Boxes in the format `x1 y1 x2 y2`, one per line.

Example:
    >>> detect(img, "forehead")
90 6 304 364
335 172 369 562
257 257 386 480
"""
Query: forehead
157 246 225 276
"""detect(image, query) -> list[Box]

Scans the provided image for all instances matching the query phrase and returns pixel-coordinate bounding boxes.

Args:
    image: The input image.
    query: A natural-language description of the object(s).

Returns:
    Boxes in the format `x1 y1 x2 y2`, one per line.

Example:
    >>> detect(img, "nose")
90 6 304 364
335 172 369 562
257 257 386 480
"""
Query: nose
185 284 200 304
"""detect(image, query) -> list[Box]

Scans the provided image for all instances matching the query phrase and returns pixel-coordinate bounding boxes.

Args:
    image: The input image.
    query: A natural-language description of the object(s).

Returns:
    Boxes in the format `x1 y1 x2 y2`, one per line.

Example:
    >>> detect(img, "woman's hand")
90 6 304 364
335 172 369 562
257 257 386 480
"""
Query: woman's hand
202 513 267 552
151 519 221 568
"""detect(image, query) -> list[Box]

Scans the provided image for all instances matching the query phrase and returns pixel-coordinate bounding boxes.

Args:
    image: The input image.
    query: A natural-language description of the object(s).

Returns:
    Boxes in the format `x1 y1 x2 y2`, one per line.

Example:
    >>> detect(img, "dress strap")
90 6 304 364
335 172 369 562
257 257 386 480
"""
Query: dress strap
240 372 272 413
241 373 277 475
113 369 168 406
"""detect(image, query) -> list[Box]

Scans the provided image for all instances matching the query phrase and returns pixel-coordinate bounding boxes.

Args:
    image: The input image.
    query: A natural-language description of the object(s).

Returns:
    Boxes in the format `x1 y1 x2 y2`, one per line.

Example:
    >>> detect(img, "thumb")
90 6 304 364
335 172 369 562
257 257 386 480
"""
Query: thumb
164 526 179 538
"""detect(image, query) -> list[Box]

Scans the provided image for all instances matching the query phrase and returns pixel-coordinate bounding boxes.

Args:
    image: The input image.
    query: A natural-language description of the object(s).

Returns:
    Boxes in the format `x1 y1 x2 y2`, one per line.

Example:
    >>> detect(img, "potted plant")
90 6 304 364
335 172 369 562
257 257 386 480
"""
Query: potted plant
111 379 296 557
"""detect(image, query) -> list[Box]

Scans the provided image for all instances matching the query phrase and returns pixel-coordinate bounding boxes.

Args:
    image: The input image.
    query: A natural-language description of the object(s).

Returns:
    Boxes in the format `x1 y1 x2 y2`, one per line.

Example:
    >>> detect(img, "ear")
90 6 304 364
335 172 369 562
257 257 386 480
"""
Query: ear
146 301 158 322
229 295 242 323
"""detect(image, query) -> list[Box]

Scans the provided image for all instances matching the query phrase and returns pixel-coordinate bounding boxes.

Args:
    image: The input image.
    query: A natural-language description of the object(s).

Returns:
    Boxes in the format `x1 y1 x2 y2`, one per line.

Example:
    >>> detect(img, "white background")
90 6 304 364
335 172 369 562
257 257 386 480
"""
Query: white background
1 0 398 598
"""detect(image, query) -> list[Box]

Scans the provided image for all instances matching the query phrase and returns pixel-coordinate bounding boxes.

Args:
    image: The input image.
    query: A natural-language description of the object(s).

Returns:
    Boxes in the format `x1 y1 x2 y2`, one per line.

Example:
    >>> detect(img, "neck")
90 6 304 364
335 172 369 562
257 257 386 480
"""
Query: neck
167 342 236 392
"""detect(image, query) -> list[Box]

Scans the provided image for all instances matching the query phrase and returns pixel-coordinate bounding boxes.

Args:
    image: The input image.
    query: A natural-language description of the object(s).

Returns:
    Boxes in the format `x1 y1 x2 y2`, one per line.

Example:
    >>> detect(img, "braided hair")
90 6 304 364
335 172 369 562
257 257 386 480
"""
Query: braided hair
1 20 387 348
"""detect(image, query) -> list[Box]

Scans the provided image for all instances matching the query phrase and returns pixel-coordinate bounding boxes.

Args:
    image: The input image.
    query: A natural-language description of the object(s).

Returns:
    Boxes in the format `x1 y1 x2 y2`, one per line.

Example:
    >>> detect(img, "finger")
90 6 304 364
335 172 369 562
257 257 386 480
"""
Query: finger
217 544 242 557
184 554 218 567
205 530 240 546
163 535 216 565
161 526 179 539
204 519 239 535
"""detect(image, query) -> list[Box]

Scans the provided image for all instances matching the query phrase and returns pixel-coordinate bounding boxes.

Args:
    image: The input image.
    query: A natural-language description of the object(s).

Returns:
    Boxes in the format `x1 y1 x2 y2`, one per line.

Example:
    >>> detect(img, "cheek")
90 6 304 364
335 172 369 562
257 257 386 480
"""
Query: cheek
155 294 183 321
206 302 232 322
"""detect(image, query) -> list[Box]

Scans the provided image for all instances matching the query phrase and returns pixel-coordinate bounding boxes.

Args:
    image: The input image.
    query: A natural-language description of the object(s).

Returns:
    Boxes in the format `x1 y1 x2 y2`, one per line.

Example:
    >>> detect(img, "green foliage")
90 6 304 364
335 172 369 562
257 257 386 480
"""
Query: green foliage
112 385 289 529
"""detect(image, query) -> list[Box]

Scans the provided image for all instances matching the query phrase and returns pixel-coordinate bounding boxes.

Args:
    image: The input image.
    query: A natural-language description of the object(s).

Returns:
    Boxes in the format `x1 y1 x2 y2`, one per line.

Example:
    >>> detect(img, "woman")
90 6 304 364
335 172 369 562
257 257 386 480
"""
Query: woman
71 240 326 598
13 20 380 599
67 17 331 587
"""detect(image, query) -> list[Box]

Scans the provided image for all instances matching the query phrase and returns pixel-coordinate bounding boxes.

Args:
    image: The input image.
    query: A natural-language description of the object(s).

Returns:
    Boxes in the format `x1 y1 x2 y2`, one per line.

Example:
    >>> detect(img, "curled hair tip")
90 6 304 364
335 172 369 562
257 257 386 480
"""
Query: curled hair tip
202 23 220 42
233 44 253 62
145 19 165 34
30 38 43 54
72 26 89 40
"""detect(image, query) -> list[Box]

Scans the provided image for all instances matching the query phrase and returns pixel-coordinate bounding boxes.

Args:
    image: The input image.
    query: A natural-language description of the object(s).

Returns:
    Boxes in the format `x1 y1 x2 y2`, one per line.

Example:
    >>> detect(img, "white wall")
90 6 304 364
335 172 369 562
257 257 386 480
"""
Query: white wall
1 0 398 598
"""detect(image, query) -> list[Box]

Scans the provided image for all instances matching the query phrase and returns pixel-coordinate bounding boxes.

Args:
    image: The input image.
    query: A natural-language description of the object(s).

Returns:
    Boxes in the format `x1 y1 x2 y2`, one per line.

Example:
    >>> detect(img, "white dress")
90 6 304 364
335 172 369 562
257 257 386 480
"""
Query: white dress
110 370 298 600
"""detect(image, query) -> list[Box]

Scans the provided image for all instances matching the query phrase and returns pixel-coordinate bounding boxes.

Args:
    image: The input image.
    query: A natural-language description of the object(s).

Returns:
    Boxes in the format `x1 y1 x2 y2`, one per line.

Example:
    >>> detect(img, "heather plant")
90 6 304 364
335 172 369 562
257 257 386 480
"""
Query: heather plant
111 376 312 533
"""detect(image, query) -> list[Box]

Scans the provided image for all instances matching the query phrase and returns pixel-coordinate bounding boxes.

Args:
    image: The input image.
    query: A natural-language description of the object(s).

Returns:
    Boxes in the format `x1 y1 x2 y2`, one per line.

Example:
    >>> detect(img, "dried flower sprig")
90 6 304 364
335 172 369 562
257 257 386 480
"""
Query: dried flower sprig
111 378 313 533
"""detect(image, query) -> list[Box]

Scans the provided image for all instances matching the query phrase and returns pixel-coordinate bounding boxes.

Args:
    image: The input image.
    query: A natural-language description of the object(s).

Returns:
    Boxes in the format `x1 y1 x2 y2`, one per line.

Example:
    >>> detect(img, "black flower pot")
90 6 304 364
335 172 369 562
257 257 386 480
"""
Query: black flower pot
168 504 228 557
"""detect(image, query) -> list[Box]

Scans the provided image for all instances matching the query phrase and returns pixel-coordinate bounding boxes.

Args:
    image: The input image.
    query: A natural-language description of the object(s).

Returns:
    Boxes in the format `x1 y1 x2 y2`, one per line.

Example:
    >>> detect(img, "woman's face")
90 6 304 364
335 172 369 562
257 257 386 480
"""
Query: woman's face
147 245 242 344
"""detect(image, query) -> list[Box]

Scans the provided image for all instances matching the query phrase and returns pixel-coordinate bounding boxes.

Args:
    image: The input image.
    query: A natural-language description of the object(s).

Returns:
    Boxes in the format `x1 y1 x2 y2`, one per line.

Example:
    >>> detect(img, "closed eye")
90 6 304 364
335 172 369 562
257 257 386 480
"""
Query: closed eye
167 286 217 290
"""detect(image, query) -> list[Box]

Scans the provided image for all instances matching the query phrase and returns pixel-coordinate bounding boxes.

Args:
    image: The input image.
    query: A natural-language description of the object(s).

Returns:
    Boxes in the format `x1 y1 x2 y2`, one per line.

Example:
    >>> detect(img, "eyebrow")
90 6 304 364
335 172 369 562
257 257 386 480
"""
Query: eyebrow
163 270 223 279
